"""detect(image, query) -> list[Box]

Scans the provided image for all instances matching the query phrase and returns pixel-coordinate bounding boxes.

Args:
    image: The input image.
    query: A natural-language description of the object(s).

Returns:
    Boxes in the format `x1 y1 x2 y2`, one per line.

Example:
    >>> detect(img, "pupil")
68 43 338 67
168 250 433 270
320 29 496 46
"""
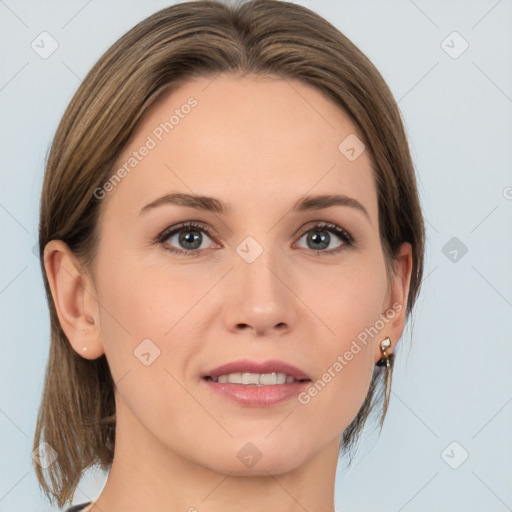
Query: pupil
309 231 329 250
179 230 201 249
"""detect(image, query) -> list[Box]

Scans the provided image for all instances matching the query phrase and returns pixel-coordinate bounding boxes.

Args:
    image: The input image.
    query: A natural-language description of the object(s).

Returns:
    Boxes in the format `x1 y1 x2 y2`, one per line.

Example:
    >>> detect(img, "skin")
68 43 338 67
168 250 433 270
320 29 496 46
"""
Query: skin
45 73 412 512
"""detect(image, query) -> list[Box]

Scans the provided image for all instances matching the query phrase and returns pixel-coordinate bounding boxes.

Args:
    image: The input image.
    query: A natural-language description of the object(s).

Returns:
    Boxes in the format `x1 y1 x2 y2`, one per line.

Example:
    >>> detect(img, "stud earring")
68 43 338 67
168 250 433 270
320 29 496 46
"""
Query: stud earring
376 336 393 368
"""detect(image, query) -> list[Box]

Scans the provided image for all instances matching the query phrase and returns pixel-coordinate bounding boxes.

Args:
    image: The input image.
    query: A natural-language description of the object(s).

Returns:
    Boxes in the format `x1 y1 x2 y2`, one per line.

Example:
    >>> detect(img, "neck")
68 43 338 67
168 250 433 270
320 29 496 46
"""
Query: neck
89 401 341 512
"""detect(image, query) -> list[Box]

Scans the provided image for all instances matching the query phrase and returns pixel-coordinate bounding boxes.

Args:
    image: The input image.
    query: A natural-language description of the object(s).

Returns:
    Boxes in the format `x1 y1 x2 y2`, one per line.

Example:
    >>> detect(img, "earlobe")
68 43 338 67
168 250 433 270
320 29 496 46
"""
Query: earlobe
43 240 104 360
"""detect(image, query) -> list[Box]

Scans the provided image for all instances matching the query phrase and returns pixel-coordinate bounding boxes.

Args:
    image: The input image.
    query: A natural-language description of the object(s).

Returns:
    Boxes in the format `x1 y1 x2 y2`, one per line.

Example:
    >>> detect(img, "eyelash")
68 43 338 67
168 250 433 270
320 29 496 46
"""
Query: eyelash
155 220 355 257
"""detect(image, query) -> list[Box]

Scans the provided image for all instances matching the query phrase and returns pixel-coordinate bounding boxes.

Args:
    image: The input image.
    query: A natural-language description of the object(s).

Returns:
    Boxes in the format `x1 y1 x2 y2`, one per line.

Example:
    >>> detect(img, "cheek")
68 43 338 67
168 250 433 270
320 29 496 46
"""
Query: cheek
93 255 195 433
296 321 377 441
297 252 388 426
95 251 199 345
310 252 389 341
92 251 172 389
93 249 211 410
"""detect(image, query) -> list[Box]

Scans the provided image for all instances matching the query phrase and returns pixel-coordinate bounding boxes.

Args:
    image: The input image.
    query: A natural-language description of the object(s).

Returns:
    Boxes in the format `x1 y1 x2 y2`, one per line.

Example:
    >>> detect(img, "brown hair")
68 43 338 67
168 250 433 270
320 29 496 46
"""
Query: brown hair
34 0 425 506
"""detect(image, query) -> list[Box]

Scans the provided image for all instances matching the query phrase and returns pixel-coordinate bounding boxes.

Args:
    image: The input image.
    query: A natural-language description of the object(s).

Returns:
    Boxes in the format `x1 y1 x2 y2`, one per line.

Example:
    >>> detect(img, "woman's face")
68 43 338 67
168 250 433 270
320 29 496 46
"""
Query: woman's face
79 73 410 473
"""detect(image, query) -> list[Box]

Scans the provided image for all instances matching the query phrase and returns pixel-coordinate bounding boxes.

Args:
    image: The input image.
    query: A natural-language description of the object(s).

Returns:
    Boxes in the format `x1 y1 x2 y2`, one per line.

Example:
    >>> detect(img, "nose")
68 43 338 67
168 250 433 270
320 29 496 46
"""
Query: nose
222 244 297 337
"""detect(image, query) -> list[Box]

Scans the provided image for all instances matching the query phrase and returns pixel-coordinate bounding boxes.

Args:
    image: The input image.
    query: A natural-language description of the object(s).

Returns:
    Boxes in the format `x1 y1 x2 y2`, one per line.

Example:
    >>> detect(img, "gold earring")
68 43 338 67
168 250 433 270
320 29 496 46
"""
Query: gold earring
376 336 393 368
376 336 394 429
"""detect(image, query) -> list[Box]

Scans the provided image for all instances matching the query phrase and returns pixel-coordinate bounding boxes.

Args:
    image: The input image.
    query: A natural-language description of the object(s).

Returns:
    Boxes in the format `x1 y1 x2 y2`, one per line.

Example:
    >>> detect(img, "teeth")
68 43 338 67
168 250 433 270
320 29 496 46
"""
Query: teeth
209 372 299 385
242 373 259 385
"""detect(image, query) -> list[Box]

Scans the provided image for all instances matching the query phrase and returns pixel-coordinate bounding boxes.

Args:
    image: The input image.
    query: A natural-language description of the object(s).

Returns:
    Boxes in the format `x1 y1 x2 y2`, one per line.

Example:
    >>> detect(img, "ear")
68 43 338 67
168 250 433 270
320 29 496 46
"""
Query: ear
375 242 413 363
43 239 104 359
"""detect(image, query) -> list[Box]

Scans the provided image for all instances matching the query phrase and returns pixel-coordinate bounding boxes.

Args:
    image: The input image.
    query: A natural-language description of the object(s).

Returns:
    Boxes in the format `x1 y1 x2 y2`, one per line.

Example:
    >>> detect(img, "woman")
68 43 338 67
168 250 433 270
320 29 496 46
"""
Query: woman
33 1 425 510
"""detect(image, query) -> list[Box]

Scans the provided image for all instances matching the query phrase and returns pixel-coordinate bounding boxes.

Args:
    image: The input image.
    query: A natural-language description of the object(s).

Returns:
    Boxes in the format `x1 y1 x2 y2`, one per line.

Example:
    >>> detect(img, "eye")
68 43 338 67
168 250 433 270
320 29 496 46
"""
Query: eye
157 221 218 256
295 222 354 255
156 220 354 257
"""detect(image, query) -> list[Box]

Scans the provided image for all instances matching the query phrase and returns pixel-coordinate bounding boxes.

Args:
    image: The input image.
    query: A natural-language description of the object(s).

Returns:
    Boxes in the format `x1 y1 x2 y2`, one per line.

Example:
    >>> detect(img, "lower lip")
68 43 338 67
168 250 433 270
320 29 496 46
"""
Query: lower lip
202 378 310 407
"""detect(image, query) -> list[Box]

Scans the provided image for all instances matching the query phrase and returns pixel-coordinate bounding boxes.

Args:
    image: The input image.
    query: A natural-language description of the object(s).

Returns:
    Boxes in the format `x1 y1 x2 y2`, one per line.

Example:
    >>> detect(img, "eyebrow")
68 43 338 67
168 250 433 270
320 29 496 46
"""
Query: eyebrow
139 192 370 221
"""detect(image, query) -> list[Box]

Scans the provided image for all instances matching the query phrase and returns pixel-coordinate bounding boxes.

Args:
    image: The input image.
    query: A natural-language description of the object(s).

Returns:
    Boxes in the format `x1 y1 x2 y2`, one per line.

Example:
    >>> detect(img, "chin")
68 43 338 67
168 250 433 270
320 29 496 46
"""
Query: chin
195 436 312 476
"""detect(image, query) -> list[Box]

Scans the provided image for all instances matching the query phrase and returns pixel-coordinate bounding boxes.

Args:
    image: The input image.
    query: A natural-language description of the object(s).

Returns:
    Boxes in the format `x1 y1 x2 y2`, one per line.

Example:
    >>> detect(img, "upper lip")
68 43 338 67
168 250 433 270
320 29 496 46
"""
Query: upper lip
202 359 311 381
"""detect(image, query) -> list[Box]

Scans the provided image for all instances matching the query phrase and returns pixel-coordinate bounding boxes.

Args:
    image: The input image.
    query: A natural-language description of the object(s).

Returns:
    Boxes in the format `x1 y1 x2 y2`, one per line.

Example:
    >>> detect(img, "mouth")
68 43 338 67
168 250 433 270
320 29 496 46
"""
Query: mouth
202 373 310 385
202 358 311 383
200 359 312 406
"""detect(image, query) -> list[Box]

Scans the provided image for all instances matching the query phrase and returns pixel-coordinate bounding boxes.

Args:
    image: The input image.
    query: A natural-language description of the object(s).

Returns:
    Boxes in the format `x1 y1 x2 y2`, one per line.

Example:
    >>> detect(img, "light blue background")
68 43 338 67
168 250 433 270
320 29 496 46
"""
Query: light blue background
1 1 511 510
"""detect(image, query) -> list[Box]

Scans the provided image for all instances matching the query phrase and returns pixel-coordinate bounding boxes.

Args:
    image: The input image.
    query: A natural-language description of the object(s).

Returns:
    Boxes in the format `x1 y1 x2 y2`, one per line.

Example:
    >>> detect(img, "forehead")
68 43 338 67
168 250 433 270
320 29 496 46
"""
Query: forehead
103 73 377 221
